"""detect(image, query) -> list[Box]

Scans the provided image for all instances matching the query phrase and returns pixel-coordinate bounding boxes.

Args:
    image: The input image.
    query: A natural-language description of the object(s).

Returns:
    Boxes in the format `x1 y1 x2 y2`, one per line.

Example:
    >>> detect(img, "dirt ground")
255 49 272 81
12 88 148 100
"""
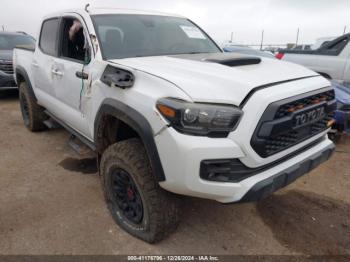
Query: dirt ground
0 89 349 255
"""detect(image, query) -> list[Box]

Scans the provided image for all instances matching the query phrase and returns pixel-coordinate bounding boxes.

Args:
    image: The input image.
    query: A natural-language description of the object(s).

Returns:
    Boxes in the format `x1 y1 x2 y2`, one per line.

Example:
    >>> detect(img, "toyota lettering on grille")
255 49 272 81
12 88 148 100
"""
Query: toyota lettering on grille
294 106 326 128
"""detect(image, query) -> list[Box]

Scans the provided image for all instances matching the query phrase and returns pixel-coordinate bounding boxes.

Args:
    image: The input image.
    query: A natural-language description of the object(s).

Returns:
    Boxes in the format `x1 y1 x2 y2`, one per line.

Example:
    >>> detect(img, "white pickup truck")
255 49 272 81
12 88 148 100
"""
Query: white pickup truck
276 34 350 82
13 7 336 243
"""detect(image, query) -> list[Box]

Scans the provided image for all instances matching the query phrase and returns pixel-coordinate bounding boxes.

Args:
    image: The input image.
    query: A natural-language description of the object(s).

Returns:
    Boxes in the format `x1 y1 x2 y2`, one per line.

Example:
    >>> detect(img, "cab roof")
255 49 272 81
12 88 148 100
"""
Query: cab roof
88 7 184 17
44 7 184 19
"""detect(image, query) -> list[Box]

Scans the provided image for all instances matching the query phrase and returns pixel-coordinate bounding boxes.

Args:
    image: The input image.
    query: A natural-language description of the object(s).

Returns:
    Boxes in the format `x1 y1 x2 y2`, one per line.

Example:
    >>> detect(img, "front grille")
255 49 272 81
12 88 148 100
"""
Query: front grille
251 88 336 158
276 90 335 118
0 61 14 74
263 114 334 156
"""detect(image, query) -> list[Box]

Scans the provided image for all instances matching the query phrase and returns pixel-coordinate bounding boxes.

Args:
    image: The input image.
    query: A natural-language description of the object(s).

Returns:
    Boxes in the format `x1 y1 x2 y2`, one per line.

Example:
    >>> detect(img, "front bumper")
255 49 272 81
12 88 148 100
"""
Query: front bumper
239 142 334 202
156 127 334 203
0 71 17 89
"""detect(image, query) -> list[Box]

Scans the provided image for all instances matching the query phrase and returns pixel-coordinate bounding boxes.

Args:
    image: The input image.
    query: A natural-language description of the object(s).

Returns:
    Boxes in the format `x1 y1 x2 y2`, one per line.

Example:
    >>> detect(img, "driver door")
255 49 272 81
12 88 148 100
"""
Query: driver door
51 15 93 139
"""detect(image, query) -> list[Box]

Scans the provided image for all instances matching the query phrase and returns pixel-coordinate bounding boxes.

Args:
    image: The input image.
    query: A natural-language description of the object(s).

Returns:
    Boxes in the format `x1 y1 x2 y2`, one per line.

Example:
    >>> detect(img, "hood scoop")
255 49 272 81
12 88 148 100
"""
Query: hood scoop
170 53 261 67
205 54 261 67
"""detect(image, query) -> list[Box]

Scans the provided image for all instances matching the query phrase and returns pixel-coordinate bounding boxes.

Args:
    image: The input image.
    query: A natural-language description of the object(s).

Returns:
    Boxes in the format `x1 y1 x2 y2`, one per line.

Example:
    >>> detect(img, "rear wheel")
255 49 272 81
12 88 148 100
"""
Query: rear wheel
100 138 180 243
19 82 47 132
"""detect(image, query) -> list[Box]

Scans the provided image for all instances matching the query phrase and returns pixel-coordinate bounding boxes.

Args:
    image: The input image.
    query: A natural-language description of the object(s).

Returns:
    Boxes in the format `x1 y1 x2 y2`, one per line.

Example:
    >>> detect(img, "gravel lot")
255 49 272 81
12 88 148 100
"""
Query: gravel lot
0 89 349 255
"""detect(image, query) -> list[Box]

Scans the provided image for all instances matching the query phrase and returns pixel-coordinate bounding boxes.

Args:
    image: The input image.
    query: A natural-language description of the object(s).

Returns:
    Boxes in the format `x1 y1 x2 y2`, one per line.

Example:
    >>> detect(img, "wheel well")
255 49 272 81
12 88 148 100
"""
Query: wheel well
318 72 332 79
16 72 25 85
96 114 140 154
94 100 166 181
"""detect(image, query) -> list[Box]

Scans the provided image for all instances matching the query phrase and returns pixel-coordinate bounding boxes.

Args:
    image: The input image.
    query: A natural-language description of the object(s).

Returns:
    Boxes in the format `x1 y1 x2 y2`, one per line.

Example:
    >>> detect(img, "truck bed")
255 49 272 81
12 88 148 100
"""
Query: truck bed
13 47 35 86
15 44 35 52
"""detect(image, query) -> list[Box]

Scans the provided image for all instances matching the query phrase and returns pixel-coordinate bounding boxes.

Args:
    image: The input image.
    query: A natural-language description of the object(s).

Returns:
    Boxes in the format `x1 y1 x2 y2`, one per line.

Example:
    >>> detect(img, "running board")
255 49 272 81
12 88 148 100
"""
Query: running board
44 110 96 152
68 134 95 157
43 119 61 129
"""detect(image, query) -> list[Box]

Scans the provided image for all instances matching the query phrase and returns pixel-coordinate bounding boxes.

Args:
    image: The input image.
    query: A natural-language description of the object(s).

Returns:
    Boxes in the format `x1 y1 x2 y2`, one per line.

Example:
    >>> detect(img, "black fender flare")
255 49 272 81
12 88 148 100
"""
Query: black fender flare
15 65 37 101
94 98 166 182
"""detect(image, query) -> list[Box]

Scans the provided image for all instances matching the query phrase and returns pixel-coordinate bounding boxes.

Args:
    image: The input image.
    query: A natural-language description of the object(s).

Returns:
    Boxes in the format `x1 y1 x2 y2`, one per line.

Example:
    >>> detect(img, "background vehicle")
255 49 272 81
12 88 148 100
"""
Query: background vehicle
14 8 336 243
311 36 337 50
329 81 350 140
293 44 312 50
275 34 350 82
223 45 276 58
0 32 35 90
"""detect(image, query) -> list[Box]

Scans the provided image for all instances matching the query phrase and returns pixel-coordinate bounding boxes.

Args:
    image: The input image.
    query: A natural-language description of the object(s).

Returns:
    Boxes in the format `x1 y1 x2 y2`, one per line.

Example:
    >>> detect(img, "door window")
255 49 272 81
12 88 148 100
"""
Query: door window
39 18 59 56
59 17 90 63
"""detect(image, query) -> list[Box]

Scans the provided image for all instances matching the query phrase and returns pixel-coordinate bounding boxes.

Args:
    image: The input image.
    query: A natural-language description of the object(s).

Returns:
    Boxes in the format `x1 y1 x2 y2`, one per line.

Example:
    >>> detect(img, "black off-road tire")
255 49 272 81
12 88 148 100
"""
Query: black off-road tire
100 138 180 243
19 82 47 132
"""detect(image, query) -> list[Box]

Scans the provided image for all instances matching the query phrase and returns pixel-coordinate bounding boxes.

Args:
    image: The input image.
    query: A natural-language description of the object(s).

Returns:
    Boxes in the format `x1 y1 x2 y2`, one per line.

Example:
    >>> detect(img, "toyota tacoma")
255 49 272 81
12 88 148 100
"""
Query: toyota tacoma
13 8 336 243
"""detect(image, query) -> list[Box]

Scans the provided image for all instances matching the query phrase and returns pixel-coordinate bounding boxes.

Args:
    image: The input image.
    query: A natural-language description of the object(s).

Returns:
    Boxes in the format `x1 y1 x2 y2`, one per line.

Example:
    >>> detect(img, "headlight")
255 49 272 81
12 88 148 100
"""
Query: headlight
156 98 243 137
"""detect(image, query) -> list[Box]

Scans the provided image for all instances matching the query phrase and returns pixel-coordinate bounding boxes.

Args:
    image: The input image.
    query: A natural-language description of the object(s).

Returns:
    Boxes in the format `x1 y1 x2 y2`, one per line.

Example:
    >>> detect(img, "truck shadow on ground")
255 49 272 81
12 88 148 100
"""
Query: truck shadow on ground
176 190 350 254
257 190 350 255
0 89 18 100
59 157 98 174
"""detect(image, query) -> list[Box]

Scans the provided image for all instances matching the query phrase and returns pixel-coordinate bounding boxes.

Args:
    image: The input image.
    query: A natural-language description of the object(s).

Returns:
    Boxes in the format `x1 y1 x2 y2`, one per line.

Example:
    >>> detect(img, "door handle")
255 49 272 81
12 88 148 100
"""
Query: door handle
51 69 64 77
76 71 89 80
32 62 39 68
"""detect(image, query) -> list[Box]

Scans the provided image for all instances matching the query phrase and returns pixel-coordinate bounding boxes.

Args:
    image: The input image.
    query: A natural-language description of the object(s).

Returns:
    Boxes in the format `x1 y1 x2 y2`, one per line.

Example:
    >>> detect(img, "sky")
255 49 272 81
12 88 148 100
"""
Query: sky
1 0 349 46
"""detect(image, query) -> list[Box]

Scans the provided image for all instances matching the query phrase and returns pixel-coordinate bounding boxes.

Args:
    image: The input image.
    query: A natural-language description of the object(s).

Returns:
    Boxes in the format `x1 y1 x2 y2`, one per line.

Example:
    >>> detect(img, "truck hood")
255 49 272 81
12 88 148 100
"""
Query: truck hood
0 50 13 61
110 53 319 105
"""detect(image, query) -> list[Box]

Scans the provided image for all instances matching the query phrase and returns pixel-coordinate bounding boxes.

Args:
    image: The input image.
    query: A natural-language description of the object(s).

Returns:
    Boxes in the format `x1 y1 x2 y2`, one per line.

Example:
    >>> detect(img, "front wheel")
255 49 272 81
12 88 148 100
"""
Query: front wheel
100 138 180 243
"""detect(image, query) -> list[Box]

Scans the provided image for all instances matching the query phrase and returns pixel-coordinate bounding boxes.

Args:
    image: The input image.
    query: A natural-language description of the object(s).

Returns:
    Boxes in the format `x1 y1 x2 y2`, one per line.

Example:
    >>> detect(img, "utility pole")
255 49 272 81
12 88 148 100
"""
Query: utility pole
344 26 347 35
230 32 233 43
260 30 264 50
295 28 300 47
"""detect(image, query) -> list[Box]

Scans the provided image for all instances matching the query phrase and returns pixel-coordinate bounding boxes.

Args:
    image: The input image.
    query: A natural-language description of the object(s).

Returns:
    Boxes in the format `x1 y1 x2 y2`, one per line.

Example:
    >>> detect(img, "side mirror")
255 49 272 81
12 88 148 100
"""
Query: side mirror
101 65 135 89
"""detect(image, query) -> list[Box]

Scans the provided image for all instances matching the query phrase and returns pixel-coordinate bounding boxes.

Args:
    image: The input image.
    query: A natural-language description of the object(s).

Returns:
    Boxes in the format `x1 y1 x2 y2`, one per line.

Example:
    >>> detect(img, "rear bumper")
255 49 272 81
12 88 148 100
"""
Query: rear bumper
0 71 16 89
239 142 335 202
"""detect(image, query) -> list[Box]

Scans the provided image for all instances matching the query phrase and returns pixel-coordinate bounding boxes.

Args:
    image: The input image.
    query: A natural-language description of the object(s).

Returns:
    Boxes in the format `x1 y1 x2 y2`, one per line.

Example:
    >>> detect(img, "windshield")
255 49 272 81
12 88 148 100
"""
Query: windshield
0 34 35 50
92 14 221 59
